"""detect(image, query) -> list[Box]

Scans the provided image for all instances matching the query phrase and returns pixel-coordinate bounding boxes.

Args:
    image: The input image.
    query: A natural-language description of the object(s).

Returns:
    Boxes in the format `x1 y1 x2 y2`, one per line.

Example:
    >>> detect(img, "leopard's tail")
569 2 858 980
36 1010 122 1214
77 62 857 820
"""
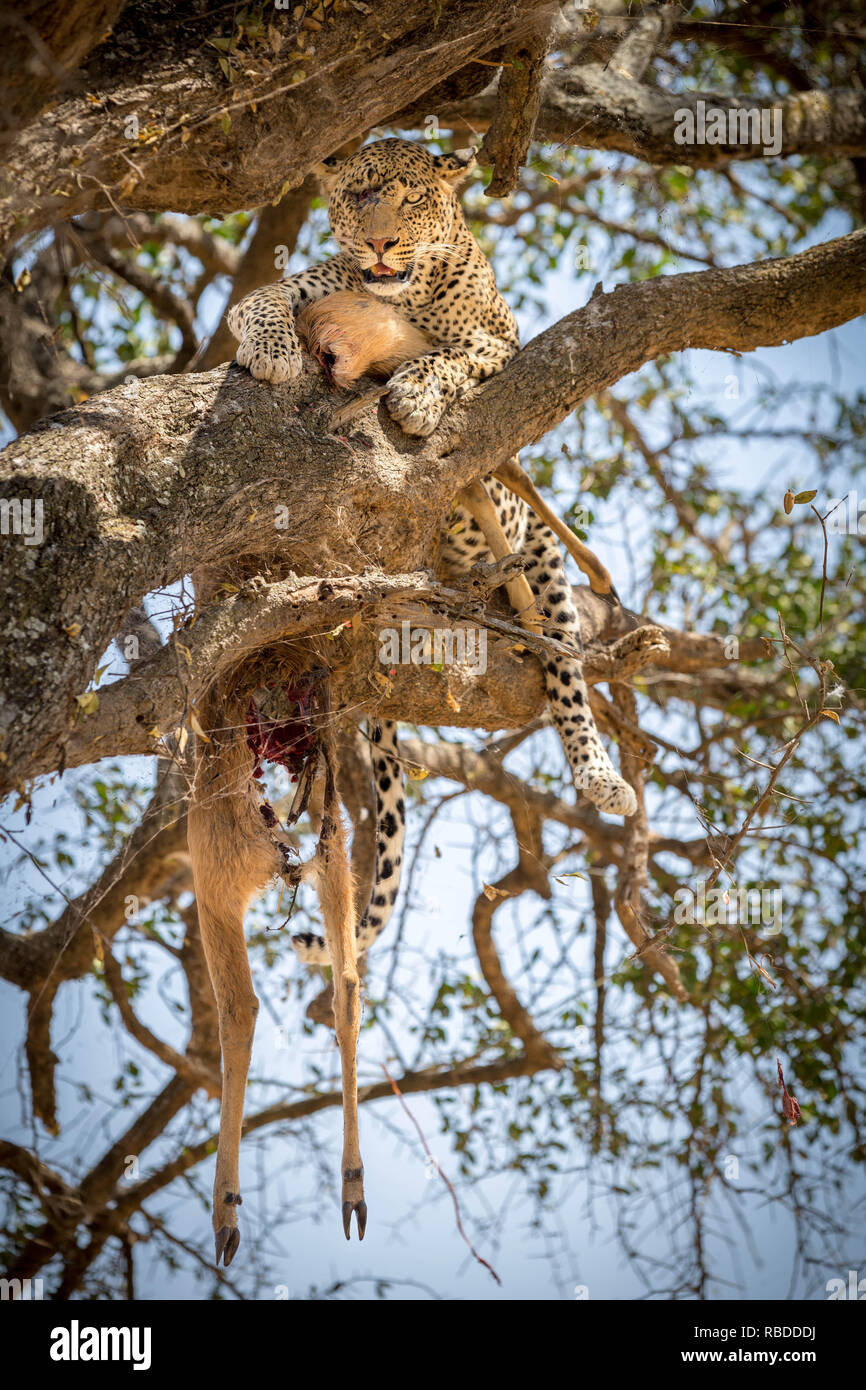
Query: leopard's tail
290 721 405 965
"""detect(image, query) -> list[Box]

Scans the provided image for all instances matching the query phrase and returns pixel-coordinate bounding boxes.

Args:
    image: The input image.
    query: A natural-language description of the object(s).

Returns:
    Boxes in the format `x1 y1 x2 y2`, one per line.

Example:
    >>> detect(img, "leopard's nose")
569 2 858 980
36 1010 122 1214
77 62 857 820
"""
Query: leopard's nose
366 236 398 257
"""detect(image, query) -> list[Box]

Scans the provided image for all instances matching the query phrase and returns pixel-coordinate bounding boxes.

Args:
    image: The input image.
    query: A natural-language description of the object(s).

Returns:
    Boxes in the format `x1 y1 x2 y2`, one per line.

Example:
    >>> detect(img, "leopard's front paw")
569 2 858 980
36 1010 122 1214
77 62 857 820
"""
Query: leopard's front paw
228 286 302 384
235 326 302 383
386 368 448 437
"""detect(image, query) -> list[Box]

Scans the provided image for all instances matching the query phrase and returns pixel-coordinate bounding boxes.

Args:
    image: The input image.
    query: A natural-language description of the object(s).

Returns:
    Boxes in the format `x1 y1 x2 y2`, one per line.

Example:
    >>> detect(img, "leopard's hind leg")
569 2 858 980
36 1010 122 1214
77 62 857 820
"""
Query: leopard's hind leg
290 720 405 965
520 510 637 817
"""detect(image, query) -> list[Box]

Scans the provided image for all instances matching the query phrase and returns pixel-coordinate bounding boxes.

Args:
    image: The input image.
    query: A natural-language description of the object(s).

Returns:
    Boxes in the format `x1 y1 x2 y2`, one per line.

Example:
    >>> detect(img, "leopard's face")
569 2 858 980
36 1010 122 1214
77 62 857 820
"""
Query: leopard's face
321 139 476 300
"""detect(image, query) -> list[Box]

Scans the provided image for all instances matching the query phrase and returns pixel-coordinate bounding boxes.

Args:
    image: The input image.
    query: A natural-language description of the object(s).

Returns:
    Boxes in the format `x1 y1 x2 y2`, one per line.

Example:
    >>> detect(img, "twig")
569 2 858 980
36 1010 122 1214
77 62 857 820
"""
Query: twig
381 1062 502 1286
810 502 830 628
702 619 831 899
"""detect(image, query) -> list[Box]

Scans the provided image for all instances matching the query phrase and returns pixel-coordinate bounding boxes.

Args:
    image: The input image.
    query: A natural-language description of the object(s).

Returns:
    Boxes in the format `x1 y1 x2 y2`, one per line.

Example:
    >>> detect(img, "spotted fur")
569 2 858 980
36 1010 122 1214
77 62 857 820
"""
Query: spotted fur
441 494 637 816
291 721 404 966
229 139 636 966
228 139 518 435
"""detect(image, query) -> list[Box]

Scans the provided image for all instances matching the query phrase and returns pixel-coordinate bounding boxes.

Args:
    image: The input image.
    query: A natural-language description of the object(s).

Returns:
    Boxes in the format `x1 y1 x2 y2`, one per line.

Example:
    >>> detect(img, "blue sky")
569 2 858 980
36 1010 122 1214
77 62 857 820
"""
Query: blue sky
1 148 864 1301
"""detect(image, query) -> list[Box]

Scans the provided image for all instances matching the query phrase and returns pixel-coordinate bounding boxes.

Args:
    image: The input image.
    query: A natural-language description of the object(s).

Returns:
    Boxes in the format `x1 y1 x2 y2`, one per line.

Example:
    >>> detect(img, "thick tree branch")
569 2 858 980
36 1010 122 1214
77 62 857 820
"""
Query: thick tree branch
438 71 866 167
1 228 863 793
479 14 554 196
35 565 627 773
443 227 866 480
0 2 126 152
0 0 543 256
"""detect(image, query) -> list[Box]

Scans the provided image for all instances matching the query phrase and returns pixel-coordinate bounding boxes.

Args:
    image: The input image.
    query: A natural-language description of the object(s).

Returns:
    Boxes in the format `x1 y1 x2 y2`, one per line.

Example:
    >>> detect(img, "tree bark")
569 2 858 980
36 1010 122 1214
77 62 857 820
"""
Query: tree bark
439 71 866 167
0 0 542 256
2 227 864 794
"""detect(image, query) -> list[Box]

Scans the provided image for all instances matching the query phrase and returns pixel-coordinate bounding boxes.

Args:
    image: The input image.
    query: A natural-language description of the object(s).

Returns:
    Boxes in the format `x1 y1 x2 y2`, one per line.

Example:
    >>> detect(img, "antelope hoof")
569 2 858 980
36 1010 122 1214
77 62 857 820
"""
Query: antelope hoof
214 1225 240 1267
214 1189 243 1266
341 1164 366 1239
342 1199 368 1241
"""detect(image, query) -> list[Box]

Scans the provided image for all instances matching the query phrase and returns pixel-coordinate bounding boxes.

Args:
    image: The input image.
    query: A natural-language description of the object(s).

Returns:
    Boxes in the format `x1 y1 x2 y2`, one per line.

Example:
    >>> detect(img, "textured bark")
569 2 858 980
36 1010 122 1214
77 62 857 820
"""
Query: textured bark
0 0 543 256
41 566 766 780
438 71 866 167
6 1 862 264
479 13 555 197
0 1 127 149
3 3 862 1299
442 227 866 482
1 226 864 794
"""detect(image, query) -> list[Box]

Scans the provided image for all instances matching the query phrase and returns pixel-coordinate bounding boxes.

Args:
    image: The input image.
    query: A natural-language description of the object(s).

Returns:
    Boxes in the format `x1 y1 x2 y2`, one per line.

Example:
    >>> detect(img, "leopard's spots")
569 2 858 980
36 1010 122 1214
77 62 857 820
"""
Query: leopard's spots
442 488 637 819
227 139 518 398
291 722 405 965
233 140 635 977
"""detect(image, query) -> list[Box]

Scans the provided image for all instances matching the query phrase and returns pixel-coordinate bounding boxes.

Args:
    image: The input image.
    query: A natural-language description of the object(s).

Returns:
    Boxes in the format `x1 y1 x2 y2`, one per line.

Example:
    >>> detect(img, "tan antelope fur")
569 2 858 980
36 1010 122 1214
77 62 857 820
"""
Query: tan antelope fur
190 139 637 1270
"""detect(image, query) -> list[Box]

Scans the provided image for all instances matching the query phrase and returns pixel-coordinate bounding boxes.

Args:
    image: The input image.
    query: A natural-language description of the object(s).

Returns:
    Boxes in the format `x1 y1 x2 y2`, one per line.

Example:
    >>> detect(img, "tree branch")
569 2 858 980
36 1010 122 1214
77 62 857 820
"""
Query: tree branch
479 14 554 196
1 227 863 793
438 66 866 167
0 0 544 256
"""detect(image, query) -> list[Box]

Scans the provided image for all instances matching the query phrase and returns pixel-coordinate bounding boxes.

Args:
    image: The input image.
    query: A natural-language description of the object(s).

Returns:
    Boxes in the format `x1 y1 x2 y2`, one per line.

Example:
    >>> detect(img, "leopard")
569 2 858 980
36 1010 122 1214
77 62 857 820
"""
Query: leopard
227 138 637 970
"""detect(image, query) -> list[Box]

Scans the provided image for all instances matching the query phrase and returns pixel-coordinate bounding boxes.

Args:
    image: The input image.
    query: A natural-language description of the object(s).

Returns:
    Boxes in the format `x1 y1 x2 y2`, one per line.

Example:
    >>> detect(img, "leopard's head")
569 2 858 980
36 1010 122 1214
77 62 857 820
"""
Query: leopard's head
314 138 477 299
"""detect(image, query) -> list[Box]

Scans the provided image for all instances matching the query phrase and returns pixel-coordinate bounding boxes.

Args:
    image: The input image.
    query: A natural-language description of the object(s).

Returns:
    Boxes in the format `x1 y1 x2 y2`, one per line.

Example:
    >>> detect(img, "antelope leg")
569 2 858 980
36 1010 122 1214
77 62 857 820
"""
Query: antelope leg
317 743 367 1240
458 479 543 634
493 457 619 603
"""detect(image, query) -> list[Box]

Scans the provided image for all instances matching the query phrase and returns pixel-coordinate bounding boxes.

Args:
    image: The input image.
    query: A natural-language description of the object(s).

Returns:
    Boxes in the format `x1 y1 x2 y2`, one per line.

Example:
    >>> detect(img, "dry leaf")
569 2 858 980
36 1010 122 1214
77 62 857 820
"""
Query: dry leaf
188 709 211 743
172 726 190 756
776 1058 802 1127
482 883 511 901
75 691 99 716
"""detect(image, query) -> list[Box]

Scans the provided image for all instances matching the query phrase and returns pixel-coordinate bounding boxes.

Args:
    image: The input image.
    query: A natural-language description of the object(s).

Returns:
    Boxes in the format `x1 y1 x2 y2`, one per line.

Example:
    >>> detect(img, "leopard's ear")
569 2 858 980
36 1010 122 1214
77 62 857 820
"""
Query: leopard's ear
431 147 478 190
311 153 344 195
